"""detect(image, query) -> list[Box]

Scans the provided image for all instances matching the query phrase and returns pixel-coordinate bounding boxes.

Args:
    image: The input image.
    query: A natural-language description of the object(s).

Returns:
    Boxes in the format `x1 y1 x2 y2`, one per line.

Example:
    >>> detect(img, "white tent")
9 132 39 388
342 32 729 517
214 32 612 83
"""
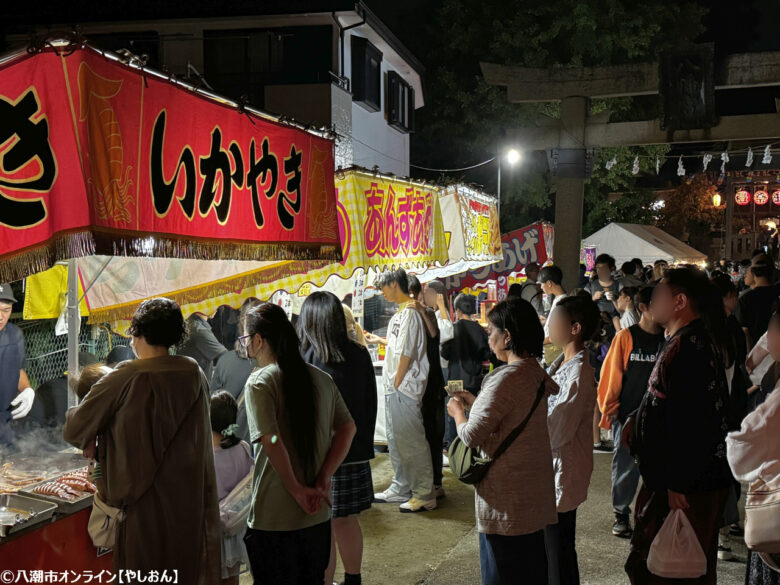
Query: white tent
582 223 707 266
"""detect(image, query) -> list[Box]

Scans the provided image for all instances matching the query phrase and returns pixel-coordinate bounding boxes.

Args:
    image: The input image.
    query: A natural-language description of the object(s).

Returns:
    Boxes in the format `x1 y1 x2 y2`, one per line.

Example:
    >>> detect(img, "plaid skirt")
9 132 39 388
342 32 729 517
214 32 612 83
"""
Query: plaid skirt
331 461 373 518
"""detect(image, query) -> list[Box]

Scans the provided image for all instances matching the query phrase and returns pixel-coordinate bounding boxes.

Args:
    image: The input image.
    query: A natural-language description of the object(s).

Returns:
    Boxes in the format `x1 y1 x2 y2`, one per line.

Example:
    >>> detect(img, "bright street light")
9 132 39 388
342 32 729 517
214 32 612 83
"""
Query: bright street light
505 148 522 165
497 147 522 220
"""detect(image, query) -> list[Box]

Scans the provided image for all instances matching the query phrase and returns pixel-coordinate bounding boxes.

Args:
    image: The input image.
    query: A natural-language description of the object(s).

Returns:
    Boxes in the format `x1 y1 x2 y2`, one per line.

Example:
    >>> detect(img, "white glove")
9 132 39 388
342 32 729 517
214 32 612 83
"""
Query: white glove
10 387 34 420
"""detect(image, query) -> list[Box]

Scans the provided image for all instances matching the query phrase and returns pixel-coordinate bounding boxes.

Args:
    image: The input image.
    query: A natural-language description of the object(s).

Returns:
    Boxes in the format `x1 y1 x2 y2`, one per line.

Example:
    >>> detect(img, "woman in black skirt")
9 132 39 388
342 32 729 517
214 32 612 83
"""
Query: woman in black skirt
299 292 378 585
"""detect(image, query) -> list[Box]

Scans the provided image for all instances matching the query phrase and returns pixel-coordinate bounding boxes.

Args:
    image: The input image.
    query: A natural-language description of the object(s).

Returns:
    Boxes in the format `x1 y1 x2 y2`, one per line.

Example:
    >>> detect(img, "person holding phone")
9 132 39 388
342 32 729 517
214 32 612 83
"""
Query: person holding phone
447 298 558 585
587 254 622 333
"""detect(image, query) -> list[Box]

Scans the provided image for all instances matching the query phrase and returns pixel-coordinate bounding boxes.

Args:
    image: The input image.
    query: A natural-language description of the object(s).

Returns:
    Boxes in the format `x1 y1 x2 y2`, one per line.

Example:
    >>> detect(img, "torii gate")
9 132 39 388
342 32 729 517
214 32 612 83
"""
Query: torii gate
482 49 780 289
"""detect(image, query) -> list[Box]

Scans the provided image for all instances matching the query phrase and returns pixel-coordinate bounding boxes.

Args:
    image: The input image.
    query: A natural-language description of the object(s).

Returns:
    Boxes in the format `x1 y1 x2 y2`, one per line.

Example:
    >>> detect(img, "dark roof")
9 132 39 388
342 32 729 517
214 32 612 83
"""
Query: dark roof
4 0 355 24
2 0 424 75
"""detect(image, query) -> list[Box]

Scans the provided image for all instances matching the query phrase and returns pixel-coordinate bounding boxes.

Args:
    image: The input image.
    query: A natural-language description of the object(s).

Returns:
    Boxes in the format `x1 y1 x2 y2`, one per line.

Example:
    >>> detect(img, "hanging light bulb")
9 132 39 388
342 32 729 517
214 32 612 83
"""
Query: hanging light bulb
712 192 722 207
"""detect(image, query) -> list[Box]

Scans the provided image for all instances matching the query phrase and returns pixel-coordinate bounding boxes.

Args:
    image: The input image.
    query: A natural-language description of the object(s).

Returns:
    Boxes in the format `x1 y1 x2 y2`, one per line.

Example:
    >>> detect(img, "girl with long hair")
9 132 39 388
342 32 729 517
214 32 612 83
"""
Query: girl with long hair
241 303 356 585
299 292 377 585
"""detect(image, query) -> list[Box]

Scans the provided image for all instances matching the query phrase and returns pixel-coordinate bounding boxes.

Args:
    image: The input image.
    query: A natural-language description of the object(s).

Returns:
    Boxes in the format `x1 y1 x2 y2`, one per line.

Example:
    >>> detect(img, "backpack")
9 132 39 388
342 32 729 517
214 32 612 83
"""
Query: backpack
218 441 255 537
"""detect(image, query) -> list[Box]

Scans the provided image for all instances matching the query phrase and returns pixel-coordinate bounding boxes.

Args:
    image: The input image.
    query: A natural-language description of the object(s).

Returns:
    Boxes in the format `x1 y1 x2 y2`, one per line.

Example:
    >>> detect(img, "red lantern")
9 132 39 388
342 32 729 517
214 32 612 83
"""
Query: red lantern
735 189 751 206
755 189 769 205
773 190 780 206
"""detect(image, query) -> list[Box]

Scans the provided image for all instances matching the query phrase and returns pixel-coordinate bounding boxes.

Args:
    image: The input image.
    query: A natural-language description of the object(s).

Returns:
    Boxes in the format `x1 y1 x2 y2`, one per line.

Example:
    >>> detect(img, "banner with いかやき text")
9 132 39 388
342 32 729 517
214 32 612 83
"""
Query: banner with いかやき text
0 43 340 283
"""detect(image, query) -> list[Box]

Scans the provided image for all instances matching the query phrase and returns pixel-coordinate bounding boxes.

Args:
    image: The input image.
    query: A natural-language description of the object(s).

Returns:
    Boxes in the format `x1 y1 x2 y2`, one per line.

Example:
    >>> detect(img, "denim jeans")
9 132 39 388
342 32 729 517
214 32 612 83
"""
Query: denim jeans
479 530 548 585
544 509 580 585
385 391 434 500
611 419 641 517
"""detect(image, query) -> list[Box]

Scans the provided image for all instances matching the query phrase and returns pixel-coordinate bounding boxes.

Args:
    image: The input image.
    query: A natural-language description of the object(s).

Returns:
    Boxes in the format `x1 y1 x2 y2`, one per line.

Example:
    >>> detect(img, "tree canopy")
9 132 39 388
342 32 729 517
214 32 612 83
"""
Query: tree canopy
404 0 709 232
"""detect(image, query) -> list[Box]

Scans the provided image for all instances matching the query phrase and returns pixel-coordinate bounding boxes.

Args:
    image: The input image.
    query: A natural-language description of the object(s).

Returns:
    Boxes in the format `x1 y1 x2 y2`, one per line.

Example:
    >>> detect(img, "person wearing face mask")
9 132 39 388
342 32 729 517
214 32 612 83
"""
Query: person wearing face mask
0 283 34 445
63 297 221 584
240 302 356 585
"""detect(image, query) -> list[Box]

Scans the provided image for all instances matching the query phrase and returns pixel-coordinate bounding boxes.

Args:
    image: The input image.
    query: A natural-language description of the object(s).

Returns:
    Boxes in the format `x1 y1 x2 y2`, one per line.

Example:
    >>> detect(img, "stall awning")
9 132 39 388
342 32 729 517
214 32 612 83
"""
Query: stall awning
582 223 707 266
23 168 450 322
415 184 503 283
442 222 554 291
0 41 341 283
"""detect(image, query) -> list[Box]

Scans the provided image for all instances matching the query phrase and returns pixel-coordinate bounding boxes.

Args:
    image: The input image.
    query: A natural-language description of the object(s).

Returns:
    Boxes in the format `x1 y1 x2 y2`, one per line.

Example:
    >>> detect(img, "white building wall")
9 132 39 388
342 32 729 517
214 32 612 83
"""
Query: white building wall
343 29 414 177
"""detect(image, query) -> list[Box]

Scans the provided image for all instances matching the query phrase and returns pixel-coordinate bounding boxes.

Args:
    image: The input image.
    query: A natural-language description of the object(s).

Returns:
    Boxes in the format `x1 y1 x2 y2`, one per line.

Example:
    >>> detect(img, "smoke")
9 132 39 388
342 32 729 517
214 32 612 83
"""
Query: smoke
0 425 79 474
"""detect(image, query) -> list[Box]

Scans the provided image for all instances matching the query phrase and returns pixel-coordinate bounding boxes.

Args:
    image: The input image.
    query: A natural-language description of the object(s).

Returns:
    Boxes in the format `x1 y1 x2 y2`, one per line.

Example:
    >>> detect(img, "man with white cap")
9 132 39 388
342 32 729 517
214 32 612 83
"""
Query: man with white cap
0 283 34 444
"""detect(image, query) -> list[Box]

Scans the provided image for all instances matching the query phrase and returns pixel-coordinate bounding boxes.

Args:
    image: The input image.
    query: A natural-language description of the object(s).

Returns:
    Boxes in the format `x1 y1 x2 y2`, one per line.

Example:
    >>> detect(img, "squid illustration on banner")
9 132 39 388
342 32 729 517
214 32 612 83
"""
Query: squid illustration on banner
0 42 340 283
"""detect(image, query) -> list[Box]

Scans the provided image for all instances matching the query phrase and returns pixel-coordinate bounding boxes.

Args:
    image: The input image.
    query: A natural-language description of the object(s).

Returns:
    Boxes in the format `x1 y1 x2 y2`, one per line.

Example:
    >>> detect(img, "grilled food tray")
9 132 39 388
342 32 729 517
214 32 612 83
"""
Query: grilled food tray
20 468 96 515
0 493 57 538
20 482 94 515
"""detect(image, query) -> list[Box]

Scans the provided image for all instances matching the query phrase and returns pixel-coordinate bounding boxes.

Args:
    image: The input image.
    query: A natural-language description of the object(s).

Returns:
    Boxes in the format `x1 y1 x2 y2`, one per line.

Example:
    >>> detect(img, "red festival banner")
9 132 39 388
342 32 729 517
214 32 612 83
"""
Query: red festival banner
0 43 340 282
443 222 552 291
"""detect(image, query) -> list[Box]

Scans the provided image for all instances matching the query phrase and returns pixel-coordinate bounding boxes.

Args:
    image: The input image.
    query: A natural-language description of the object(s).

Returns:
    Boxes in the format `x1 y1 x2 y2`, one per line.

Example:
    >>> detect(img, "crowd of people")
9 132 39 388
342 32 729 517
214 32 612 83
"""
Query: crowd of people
0 246 769 585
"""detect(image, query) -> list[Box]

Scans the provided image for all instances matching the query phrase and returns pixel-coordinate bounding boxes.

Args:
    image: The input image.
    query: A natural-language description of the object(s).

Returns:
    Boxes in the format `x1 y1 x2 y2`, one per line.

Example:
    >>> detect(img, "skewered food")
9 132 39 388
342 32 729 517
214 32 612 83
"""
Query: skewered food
33 481 80 502
0 463 45 493
30 467 97 501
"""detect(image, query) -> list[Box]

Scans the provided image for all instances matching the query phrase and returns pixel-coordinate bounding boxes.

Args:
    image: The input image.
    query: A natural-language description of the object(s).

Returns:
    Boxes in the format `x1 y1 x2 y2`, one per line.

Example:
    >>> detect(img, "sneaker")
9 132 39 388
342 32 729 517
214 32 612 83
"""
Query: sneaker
399 497 437 513
612 515 632 538
373 489 410 504
434 485 446 499
718 537 733 561
594 442 612 453
442 454 450 468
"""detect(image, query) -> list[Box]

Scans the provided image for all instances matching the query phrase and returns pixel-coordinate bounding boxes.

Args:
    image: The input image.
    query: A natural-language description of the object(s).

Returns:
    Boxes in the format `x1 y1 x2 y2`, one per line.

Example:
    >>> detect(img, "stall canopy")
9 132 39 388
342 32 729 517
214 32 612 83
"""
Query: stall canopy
582 223 707 266
24 168 453 322
173 168 451 319
0 41 341 284
414 184 502 283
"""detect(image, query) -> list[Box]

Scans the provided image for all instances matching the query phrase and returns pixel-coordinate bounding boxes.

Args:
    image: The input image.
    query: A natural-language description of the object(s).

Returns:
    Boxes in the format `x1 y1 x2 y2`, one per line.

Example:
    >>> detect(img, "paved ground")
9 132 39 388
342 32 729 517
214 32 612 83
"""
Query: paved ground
241 451 748 584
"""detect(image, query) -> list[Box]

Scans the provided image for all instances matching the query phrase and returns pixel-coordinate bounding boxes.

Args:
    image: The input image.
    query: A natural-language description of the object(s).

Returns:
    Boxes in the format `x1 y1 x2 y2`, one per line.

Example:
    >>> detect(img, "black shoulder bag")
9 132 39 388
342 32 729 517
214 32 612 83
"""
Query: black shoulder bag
448 380 546 485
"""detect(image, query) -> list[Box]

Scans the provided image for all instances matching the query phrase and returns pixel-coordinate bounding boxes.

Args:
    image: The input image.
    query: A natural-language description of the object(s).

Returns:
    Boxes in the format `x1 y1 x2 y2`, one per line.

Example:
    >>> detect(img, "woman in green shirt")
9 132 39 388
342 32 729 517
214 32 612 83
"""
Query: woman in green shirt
240 303 356 585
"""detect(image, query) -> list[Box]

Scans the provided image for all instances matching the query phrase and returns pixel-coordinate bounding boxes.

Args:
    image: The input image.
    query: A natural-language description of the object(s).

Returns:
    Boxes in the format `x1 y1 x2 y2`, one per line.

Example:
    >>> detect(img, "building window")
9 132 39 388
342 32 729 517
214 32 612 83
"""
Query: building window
386 71 414 133
204 26 332 109
351 36 382 112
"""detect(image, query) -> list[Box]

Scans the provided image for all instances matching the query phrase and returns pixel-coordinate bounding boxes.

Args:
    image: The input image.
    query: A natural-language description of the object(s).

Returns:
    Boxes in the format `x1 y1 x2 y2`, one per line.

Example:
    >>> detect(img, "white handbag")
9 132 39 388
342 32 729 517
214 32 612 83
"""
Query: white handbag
647 509 707 579
745 474 780 553
218 441 255 537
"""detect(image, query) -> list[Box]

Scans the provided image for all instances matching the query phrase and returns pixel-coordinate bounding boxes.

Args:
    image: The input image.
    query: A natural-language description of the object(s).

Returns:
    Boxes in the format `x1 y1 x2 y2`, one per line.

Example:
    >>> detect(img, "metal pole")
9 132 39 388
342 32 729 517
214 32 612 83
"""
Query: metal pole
497 155 502 222
67 259 79 408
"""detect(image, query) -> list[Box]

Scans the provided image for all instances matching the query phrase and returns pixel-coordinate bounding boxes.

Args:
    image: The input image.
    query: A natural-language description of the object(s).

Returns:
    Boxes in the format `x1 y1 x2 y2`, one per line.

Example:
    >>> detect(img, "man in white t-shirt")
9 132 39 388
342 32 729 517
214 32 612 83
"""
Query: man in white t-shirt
366 268 435 513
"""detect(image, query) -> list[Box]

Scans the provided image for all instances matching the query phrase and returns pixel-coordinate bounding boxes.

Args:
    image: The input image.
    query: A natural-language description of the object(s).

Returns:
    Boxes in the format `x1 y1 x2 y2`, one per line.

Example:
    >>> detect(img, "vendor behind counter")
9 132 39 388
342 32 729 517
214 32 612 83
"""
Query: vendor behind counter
17 347 136 431
0 284 35 445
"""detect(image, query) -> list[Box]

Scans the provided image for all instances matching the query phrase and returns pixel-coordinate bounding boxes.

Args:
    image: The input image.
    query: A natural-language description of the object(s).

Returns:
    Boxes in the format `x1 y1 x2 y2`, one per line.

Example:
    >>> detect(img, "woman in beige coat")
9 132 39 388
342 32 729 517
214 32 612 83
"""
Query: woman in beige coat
64 298 221 585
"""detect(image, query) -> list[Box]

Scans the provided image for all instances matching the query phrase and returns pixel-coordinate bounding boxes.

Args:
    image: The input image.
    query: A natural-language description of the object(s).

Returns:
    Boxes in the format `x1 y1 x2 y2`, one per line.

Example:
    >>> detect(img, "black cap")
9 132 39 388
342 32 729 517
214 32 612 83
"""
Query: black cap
0 284 17 304
105 345 135 365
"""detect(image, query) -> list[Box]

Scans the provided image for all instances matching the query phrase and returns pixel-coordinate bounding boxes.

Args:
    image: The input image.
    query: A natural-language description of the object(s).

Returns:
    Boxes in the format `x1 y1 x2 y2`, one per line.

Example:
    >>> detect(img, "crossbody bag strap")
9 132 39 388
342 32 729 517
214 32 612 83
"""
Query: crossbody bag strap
491 379 546 462
121 385 206 509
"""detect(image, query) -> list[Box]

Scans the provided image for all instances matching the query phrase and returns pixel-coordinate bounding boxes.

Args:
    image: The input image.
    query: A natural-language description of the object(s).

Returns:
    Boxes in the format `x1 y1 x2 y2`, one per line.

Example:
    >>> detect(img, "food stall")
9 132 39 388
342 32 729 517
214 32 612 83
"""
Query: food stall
0 36 341 569
443 222 553 319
